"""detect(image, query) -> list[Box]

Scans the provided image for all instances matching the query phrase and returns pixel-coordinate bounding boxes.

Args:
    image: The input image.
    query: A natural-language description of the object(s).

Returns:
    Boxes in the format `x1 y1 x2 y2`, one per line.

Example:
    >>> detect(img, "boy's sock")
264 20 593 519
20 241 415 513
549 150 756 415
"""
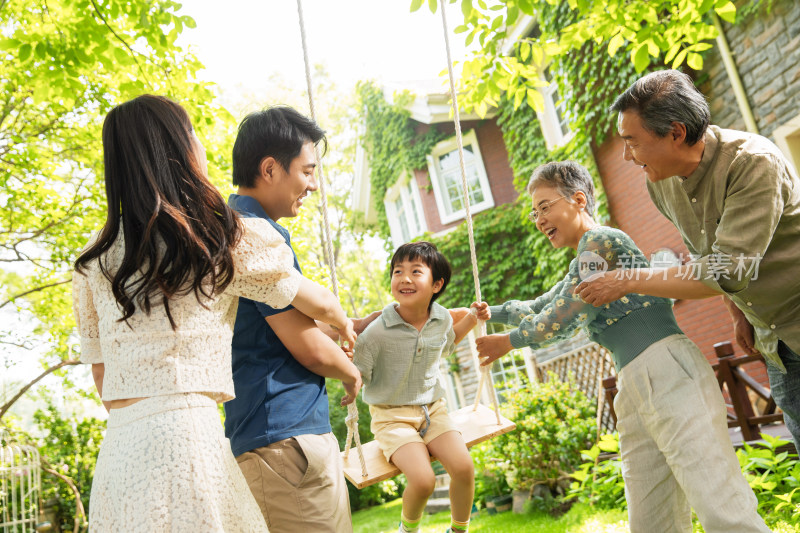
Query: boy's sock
449 517 469 532
398 511 422 532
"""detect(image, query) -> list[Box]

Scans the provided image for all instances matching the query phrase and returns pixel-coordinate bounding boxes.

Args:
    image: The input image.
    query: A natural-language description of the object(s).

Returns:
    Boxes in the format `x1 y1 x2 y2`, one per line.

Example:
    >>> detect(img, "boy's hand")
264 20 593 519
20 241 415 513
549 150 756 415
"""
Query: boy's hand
341 373 362 406
353 310 381 335
471 301 491 321
476 333 513 366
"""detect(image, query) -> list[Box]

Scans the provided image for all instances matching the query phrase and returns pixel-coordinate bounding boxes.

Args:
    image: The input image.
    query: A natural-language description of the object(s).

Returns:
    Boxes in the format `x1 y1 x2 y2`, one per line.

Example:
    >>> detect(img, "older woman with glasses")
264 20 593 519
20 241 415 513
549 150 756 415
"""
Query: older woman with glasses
473 160 769 533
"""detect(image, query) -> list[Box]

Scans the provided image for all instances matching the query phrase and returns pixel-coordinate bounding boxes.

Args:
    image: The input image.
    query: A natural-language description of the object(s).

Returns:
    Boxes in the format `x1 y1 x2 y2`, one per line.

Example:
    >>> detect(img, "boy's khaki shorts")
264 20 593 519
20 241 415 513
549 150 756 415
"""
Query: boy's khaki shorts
369 398 459 462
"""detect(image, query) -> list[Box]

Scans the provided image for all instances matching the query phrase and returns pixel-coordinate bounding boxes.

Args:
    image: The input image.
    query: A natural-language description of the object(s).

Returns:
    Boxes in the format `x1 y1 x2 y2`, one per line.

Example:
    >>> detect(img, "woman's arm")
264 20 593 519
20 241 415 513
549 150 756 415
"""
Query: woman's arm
91 364 112 412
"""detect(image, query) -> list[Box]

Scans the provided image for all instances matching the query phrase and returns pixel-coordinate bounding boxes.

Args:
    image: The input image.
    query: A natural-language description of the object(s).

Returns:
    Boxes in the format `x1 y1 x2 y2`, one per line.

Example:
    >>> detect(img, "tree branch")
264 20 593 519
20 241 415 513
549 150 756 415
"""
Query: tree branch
42 461 88 533
89 0 151 86
0 358 79 420
0 278 72 310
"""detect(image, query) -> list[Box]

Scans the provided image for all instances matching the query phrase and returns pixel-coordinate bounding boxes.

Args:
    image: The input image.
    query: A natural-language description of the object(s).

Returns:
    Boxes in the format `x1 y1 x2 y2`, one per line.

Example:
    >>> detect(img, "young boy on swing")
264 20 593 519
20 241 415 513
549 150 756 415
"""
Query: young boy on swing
354 241 481 533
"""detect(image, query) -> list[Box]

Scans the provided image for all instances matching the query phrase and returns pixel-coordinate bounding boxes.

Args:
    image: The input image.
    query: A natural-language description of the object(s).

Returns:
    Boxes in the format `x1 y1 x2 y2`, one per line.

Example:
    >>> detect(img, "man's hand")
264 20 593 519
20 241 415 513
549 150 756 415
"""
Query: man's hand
338 318 357 351
725 300 760 356
475 333 514 367
353 311 381 335
574 271 629 307
341 373 362 406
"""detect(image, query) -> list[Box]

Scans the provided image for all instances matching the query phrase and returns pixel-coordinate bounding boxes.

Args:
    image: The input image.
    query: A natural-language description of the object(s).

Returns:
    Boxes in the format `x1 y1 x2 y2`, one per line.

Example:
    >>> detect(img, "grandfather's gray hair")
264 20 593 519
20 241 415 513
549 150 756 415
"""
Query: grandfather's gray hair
527 160 595 218
610 69 709 146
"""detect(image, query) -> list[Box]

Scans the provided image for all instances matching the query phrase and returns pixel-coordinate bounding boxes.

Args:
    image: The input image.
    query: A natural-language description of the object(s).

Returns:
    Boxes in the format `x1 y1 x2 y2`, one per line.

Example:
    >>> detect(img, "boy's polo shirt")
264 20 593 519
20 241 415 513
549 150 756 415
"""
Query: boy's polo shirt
354 302 454 406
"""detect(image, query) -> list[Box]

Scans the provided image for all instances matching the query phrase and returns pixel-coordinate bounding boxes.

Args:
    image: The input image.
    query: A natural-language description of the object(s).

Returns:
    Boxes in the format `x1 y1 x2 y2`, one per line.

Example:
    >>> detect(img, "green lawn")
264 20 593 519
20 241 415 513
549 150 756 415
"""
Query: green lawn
352 499 629 533
352 499 800 533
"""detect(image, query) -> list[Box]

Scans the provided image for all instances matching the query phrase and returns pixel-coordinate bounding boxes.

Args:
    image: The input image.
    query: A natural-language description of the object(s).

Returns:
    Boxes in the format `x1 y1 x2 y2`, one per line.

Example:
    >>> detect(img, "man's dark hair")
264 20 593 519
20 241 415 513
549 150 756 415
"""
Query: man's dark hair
390 241 452 306
232 106 327 187
610 69 710 146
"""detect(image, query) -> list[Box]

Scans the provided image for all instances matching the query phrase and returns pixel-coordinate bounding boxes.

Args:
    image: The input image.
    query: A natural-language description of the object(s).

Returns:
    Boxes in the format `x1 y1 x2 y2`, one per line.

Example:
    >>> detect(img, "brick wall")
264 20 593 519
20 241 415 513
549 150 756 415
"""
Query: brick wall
592 136 769 388
413 118 519 235
702 0 800 139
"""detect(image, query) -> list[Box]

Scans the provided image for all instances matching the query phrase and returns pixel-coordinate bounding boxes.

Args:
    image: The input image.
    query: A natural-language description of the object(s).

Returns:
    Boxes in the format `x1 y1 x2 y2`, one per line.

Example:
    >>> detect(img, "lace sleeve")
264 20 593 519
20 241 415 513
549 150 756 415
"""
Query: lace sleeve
72 270 102 364
229 218 302 308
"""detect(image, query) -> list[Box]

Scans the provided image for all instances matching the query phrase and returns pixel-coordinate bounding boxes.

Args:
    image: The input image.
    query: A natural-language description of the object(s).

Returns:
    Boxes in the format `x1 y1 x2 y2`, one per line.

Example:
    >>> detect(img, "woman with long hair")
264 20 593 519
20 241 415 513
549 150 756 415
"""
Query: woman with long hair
72 95 355 532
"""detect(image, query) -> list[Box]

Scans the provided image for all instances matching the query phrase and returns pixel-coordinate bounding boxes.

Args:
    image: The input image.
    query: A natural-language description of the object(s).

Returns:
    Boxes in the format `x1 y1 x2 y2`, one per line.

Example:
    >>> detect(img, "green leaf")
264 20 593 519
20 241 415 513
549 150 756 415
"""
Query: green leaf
665 42 681 63
35 42 47 59
633 43 649 72
687 52 703 70
715 0 736 23
672 48 688 69
184 16 197 29
410 0 424 12
18 43 33 63
608 33 624 56
428 0 437 14
0 38 21 50
461 0 472 18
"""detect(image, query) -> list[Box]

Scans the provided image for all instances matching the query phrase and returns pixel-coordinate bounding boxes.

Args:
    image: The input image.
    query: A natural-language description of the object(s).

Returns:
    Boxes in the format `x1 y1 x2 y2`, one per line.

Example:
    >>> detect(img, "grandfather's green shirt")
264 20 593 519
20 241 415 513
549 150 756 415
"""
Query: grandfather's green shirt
647 125 800 370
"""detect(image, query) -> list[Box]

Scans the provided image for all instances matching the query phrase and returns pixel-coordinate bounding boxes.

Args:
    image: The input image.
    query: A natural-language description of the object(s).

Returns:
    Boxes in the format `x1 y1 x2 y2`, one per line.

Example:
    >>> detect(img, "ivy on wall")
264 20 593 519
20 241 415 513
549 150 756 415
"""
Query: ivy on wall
356 1 655 305
356 81 446 239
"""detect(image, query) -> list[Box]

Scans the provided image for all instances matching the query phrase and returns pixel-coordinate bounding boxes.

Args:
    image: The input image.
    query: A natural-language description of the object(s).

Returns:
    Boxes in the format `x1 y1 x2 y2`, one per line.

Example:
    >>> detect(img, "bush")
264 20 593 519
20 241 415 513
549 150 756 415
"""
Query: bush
471 374 597 512
567 433 626 510
738 434 800 526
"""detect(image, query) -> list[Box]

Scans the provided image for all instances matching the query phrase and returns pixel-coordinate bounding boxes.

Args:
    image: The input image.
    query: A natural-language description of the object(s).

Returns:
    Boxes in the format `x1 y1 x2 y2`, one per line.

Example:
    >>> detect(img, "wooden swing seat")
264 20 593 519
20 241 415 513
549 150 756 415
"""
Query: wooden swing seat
342 403 516 489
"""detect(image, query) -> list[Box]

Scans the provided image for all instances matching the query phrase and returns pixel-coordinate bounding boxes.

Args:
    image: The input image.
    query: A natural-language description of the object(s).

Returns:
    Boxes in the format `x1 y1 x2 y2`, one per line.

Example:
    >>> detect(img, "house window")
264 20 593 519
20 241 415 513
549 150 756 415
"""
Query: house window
427 130 494 225
486 323 530 403
538 69 574 150
384 174 427 248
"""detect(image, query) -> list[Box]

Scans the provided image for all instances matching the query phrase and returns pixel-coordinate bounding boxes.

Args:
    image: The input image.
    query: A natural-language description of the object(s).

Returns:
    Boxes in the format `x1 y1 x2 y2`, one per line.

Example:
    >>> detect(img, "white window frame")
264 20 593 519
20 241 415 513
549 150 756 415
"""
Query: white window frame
773 112 800 175
384 172 427 248
426 130 494 225
538 70 575 151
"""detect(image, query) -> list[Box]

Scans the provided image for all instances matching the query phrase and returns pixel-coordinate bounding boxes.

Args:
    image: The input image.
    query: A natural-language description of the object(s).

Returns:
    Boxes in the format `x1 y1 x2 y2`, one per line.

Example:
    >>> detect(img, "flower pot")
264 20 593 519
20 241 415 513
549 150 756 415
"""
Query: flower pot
512 489 529 514
493 494 513 513
485 499 497 515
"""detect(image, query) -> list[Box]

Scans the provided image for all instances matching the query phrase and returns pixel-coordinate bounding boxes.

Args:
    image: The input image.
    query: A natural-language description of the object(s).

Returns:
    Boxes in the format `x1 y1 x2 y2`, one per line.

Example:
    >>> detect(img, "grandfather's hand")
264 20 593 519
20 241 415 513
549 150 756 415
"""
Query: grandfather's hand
475 333 513 367
573 271 629 307
730 308 760 356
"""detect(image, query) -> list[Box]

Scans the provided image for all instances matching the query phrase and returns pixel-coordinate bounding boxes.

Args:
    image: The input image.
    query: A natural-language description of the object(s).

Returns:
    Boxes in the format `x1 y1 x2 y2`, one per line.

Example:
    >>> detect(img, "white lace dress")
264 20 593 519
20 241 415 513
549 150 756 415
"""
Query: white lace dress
72 218 302 532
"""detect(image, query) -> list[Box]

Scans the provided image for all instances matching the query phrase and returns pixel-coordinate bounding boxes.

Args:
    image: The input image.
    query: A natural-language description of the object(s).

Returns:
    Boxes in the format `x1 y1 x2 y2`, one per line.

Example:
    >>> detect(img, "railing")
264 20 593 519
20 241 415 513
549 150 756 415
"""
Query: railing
1 430 42 533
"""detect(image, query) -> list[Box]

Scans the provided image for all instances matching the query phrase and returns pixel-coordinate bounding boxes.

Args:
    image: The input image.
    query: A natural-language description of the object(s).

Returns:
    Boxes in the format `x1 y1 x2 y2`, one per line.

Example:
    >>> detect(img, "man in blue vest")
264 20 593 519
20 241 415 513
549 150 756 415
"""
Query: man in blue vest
225 105 376 533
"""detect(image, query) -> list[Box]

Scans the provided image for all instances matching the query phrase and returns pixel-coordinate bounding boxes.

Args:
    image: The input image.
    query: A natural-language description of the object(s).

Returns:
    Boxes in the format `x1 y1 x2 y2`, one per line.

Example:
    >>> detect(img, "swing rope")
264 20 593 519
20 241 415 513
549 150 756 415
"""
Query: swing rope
438 3 501 424
296 0 368 479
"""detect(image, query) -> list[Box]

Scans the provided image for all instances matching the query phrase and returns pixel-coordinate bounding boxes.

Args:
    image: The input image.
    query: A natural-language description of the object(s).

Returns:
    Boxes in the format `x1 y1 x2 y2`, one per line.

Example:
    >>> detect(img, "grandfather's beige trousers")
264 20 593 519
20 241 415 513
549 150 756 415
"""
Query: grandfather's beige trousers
614 334 770 533
235 432 353 533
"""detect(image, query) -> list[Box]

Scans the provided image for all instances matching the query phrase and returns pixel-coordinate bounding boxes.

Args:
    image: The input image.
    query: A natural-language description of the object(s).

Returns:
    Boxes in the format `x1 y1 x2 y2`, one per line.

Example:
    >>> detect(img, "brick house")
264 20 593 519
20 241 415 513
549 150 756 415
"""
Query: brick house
353 1 800 407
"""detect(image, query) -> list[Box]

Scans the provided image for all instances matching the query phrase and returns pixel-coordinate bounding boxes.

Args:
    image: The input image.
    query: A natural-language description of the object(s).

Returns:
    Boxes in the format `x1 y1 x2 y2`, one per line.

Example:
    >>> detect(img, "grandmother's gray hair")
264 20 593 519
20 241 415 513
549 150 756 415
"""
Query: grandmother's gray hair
526 160 595 218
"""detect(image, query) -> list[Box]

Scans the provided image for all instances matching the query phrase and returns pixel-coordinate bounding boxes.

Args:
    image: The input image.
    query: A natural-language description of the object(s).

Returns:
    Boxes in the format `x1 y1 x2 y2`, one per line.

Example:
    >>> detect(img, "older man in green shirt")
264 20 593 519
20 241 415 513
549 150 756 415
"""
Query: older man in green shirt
574 69 800 446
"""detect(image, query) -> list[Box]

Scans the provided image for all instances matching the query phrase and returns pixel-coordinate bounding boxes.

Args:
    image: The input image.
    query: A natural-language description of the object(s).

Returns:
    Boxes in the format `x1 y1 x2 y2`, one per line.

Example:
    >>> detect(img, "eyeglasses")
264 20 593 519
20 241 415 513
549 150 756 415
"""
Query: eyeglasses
528 196 567 222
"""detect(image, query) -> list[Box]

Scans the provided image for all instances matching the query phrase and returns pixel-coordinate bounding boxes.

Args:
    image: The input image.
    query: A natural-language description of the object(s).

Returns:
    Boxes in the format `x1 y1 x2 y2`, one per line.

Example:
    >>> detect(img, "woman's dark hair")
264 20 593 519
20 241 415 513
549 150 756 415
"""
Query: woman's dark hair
75 95 242 329
232 105 327 188
527 160 596 218
390 241 451 306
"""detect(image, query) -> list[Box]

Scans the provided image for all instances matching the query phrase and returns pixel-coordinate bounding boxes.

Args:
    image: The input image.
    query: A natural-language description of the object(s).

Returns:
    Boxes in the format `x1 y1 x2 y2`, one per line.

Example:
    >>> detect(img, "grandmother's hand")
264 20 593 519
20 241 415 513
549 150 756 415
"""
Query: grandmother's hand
475 333 513 367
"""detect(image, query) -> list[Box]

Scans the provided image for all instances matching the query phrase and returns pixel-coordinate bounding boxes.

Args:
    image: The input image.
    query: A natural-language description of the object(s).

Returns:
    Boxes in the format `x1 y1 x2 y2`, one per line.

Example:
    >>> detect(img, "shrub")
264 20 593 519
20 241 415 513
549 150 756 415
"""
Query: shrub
495 374 597 494
737 434 800 526
567 433 626 510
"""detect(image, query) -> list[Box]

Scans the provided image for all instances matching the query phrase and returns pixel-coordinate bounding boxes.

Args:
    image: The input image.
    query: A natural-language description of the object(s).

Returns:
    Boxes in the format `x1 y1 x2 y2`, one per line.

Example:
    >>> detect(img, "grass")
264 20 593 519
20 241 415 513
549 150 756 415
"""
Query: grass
352 499 629 533
353 499 800 532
